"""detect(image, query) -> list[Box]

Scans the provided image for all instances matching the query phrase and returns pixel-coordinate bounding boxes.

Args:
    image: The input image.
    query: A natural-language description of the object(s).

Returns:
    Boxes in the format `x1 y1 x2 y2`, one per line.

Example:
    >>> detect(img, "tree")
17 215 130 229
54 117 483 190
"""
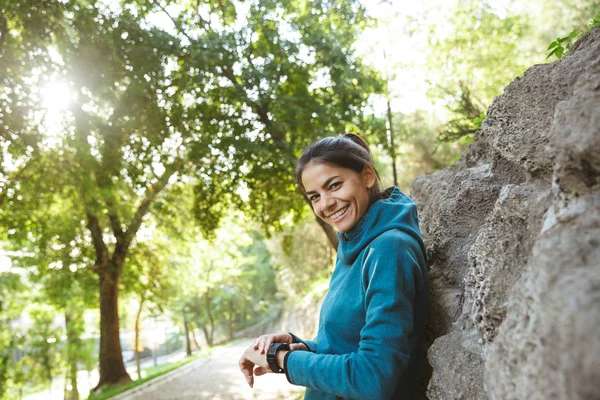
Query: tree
24 305 65 393
0 271 26 399
148 0 383 246
1 0 381 391
422 0 600 141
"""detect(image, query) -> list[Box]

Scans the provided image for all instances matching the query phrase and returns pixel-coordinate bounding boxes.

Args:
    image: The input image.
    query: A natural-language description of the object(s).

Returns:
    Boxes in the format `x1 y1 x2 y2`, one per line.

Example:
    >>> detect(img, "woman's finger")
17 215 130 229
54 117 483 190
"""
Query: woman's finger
238 356 255 388
261 338 270 354
258 337 266 353
261 336 271 353
289 343 308 351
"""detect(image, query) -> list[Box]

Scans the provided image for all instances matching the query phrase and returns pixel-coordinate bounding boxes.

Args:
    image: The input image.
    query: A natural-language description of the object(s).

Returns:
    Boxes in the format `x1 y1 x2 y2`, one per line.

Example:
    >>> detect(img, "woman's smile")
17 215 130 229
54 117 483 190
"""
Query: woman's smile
328 205 349 221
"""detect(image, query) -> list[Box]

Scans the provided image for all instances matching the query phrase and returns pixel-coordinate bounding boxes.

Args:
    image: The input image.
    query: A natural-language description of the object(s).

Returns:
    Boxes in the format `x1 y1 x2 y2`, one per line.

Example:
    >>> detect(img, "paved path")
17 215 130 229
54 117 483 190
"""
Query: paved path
118 339 306 400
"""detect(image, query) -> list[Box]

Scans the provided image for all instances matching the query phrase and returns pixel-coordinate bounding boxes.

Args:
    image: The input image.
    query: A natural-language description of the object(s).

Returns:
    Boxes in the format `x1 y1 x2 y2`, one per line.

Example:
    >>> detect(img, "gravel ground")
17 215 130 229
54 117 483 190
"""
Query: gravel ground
118 339 306 400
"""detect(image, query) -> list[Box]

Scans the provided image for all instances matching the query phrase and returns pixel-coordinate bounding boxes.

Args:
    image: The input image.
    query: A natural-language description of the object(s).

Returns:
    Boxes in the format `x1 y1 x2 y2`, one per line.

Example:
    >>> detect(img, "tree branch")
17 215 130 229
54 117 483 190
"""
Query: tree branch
154 0 196 43
72 108 110 273
195 0 211 31
81 193 109 273
154 0 282 143
121 160 181 252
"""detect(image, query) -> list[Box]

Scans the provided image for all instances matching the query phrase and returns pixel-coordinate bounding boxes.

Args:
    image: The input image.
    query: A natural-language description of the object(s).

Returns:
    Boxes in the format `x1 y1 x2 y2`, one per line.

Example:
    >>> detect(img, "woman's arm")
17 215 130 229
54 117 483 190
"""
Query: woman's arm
284 231 426 400
289 332 317 353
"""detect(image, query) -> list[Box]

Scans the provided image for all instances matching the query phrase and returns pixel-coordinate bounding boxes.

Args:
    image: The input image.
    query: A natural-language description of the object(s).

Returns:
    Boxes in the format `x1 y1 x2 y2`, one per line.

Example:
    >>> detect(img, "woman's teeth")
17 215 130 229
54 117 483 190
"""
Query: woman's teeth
330 206 349 220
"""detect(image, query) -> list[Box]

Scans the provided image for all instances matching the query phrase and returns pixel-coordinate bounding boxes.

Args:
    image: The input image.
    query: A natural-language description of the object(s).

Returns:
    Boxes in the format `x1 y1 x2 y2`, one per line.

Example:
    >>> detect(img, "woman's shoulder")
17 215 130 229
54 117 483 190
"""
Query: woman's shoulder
367 228 422 251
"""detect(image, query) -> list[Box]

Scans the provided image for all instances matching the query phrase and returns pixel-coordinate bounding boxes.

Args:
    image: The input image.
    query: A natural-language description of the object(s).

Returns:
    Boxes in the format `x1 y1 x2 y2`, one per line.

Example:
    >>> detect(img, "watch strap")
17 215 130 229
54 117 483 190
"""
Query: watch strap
266 342 290 373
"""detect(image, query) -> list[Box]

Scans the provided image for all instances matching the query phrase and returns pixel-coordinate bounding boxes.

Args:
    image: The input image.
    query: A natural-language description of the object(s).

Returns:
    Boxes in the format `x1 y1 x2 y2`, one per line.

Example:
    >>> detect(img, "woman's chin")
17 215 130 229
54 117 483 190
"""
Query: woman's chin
333 220 354 234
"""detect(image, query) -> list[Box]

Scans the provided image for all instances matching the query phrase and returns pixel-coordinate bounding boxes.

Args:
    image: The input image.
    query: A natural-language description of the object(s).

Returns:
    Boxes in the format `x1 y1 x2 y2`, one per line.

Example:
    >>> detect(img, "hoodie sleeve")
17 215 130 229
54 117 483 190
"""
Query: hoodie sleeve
289 332 317 353
284 230 425 400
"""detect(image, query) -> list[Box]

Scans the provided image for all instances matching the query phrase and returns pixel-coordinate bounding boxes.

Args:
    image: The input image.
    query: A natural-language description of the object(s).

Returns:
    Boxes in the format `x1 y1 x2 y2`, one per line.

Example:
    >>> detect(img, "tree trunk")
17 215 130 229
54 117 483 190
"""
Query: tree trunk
63 371 68 400
190 322 201 350
183 318 192 356
383 49 398 187
134 296 145 380
94 267 131 390
201 325 211 347
227 299 234 340
204 289 215 347
386 97 398 187
64 311 80 400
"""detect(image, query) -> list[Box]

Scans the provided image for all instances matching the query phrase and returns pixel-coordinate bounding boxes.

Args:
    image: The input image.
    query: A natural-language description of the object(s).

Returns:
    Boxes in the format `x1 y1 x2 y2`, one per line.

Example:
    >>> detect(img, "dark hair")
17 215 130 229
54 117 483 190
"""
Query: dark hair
295 133 385 205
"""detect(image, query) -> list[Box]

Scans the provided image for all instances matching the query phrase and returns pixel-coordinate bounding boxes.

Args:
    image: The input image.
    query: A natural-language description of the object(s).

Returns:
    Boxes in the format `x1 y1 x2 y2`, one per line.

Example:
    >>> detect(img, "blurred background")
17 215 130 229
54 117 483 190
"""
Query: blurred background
0 0 598 399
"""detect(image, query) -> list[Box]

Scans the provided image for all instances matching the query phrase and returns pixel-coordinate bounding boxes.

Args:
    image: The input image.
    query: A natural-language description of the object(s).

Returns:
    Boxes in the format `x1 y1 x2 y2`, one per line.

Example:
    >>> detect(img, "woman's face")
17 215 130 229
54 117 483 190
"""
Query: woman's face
301 161 375 233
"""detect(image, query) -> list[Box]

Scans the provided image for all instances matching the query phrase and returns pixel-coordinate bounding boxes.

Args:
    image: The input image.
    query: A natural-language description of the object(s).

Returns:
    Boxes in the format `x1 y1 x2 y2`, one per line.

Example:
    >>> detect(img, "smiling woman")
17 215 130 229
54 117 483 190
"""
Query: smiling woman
239 133 429 400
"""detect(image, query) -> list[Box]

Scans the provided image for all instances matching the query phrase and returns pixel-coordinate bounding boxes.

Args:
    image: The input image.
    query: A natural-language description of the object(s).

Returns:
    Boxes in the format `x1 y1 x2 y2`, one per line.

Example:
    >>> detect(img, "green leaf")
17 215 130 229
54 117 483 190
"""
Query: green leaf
547 41 558 50
546 47 562 60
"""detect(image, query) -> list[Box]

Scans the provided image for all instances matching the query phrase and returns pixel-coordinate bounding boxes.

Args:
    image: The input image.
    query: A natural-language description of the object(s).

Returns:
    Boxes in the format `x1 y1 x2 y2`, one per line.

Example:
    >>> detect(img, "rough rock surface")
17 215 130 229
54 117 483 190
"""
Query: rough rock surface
410 27 600 399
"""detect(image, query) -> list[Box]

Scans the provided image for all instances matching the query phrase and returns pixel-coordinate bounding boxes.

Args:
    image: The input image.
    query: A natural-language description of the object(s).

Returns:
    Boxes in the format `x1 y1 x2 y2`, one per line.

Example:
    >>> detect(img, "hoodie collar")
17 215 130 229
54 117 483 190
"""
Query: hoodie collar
337 186 425 265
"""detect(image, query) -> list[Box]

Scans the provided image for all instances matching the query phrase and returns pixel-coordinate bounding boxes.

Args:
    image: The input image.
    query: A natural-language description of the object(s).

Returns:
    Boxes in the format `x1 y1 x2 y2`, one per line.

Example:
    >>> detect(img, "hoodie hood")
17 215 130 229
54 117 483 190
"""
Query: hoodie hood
337 186 426 265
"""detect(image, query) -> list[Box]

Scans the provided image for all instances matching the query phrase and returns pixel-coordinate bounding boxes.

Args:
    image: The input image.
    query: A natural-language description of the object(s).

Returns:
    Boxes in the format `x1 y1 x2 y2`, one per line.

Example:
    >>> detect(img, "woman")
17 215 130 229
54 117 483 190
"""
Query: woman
238 133 428 400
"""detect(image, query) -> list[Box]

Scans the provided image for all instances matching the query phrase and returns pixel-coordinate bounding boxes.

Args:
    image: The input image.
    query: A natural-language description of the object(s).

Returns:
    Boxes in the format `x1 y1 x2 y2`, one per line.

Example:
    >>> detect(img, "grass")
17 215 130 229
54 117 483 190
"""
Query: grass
87 350 209 400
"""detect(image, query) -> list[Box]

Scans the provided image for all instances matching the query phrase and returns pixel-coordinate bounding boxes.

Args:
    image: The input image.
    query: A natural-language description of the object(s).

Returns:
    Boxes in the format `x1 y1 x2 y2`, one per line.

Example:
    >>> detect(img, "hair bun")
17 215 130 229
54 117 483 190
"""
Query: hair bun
343 133 372 156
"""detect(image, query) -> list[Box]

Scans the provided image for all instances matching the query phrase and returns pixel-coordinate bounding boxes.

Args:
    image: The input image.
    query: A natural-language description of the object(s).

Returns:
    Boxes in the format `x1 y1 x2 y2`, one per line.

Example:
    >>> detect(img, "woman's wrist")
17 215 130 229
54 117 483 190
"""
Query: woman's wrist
276 349 289 370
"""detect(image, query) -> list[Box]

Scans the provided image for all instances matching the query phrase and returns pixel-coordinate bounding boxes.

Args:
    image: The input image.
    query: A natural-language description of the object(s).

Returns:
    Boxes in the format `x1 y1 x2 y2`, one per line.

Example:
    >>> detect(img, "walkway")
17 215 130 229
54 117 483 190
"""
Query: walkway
116 339 305 400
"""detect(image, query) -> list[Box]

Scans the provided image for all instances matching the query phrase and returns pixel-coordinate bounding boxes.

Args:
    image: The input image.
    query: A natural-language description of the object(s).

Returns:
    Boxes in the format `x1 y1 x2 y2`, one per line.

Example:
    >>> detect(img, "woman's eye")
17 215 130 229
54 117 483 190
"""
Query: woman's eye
330 182 341 189
309 194 319 202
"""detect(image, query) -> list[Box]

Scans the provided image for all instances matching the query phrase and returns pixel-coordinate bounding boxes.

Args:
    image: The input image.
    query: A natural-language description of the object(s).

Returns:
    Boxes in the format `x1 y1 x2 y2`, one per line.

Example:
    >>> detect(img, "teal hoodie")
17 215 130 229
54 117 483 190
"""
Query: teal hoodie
284 186 428 400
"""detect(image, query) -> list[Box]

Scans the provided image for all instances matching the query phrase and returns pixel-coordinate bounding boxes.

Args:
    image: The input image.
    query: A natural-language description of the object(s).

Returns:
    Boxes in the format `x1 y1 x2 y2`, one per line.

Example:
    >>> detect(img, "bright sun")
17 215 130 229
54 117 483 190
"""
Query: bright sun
38 81 77 139
40 81 75 112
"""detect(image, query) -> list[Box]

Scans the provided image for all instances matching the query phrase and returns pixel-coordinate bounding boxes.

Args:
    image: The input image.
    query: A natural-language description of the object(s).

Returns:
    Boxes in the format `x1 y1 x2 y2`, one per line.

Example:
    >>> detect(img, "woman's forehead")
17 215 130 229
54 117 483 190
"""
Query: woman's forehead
301 162 352 189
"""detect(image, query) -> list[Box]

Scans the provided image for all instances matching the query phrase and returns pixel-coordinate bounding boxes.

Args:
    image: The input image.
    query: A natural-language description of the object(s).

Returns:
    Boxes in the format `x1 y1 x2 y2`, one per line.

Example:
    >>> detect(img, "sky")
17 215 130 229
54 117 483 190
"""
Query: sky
355 0 448 114
355 0 515 115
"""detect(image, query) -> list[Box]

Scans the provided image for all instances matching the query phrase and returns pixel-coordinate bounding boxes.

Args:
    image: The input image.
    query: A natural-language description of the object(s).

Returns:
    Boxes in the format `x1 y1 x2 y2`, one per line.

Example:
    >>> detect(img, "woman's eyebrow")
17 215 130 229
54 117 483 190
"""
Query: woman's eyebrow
305 175 341 195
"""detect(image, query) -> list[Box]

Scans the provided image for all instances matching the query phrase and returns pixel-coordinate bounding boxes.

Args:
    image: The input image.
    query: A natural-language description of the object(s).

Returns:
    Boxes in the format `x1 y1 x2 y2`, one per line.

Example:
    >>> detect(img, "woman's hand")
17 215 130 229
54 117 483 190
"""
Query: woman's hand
240 333 310 388
239 345 270 388
253 332 293 354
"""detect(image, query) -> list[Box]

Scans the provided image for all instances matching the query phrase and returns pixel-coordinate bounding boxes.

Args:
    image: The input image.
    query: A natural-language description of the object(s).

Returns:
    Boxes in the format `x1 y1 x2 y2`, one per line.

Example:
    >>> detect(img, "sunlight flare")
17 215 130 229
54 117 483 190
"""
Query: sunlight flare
39 81 75 112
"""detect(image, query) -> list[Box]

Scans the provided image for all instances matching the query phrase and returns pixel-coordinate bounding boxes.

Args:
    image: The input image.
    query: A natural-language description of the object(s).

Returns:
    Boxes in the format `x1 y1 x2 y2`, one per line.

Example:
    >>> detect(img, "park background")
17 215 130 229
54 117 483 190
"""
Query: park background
0 0 598 399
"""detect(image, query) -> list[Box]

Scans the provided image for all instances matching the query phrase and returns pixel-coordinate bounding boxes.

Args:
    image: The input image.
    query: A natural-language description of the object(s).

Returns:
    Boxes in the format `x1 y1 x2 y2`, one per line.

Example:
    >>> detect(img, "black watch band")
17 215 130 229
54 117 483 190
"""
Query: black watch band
266 342 290 373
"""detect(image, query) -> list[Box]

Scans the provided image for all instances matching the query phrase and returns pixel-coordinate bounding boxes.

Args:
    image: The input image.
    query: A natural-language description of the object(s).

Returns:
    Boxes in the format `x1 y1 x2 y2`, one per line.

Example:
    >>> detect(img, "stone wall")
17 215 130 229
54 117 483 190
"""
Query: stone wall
410 28 600 399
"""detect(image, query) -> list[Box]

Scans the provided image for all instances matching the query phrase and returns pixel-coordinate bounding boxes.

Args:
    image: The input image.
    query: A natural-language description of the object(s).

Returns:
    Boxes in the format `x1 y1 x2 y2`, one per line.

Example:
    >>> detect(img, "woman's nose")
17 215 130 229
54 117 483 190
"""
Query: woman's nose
321 193 336 213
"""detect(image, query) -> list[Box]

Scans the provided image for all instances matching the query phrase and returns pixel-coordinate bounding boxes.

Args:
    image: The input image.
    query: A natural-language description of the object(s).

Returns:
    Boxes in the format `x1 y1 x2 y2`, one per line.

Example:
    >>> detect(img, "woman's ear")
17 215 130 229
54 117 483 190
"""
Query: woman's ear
362 166 376 189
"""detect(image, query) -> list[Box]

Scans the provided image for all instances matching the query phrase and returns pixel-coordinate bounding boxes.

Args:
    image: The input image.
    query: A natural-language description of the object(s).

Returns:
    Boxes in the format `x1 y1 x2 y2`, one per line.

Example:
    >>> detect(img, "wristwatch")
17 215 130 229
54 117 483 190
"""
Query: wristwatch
266 342 290 373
